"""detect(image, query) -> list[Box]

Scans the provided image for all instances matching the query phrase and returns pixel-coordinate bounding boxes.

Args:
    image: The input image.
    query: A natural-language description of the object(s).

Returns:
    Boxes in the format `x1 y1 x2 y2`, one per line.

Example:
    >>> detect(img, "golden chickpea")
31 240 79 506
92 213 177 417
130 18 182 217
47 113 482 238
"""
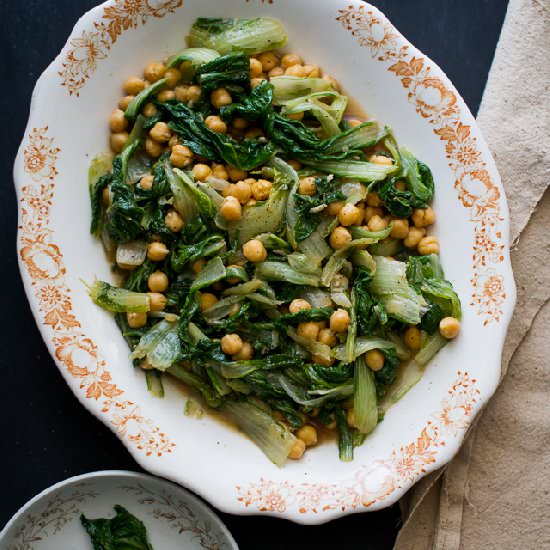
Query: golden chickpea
251 179 272 201
338 203 361 227
329 226 352 250
232 117 249 130
287 159 302 171
102 187 110 206
175 85 189 103
249 57 263 77
369 154 394 166
211 163 229 180
268 67 285 78
211 87 232 109
439 317 461 339
145 137 164 158
368 214 389 233
330 309 350 333
147 242 169 261
165 209 184 232
220 196 242 221
318 328 337 347
281 53 303 68
231 180 252 204
227 165 248 182
127 311 147 329
243 239 267 263
192 163 212 181
164 67 181 88
323 74 340 91
390 218 410 239
285 65 306 77
298 176 317 196
364 206 384 222
200 292 218 312
404 326 422 351
147 271 169 292
170 144 193 168
187 85 202 103
168 135 180 148
365 349 385 371
191 258 206 274
123 76 145 95
286 111 304 121
148 292 167 312
250 77 266 88
288 438 306 459
297 425 318 447
412 206 436 228
119 95 134 110
347 119 363 128
418 235 439 255
258 51 278 72
205 115 227 134
312 353 335 366
221 333 244 355
327 201 345 216
142 102 158 118
110 132 128 153
347 408 356 428
244 127 264 139
297 322 320 340
150 122 172 143
233 341 254 361
145 61 166 83
157 90 176 103
366 192 383 207
109 109 128 133
303 64 321 77
403 226 426 248
289 299 312 314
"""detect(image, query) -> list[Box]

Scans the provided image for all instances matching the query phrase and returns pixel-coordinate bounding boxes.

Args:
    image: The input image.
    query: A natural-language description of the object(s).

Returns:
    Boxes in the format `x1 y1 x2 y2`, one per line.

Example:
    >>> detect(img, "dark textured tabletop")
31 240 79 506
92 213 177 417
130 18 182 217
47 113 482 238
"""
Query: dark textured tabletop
1 1 508 547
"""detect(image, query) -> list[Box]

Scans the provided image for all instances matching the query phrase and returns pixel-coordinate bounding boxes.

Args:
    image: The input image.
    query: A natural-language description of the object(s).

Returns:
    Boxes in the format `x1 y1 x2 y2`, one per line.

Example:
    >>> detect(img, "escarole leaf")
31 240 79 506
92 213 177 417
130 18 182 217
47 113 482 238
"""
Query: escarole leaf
130 320 182 370
172 168 217 219
124 78 167 122
167 46 220 70
400 146 434 203
354 356 379 435
415 333 448 366
89 152 113 237
334 336 396 362
86 280 150 312
256 262 321 287
197 51 251 95
271 76 336 104
287 327 332 361
308 159 398 182
191 256 227 290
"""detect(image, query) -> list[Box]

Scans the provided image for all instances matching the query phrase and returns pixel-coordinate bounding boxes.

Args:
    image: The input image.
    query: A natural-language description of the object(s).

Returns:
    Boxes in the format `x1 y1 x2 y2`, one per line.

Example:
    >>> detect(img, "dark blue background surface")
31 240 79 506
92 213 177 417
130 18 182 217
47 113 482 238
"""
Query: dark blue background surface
1 1 508 547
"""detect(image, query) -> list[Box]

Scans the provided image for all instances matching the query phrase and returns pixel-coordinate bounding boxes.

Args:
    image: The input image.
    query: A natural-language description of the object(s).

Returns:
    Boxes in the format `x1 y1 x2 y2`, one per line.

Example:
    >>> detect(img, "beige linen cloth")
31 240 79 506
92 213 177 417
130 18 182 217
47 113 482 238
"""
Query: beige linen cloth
394 0 550 548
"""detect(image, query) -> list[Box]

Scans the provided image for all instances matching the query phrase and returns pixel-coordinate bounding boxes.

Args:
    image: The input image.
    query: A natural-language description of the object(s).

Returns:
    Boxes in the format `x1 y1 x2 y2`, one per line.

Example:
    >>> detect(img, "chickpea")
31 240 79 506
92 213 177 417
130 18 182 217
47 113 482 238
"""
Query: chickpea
396 180 407 191
249 57 263 77
364 206 384 222
366 192 383 207
330 309 350 333
192 163 212 181
243 239 267 263
390 218 409 239
119 95 134 110
338 203 361 227
225 181 251 204
142 102 158 118
288 438 306 459
251 179 272 201
365 349 385 371
313 353 335 366
221 334 243 355
303 64 321 77
298 176 317 196
404 326 422 351
200 292 218 312
147 242 169 261
212 163 229 180
281 53 303 68
257 51 278 72
232 117 249 130
439 317 461 339
347 408 356 428
287 159 302 171
211 87 232 109
286 110 304 122
187 85 202 103
174 85 189 102
244 127 264 139
246 198 257 207
327 201 345 216
268 67 285 78
412 206 436 228
170 144 193 168
289 299 311 314
145 137 164 158
145 61 166 83
164 67 181 88
368 214 389 233
205 115 227 134
297 425 318 447
147 271 169 292
109 109 128 133
323 74 340 91
403 226 426 248
165 209 184 232
297 322 320 340
329 226 352 250
150 122 171 143
227 165 248 182
233 341 254 361
157 90 176 103
102 187 110 206
251 77 266 88
347 119 363 128
369 154 394 166
168 135 180 148
318 328 337 347
123 76 145 95
418 235 439 255
191 258 206 274
127 311 147 329
148 292 167 312
110 132 128 153
220 196 242 221
285 65 306 77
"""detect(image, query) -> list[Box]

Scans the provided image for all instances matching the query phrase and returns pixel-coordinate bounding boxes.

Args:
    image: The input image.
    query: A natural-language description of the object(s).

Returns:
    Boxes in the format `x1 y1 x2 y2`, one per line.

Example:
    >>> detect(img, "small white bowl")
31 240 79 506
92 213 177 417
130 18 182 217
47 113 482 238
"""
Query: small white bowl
14 0 515 524
0 471 237 549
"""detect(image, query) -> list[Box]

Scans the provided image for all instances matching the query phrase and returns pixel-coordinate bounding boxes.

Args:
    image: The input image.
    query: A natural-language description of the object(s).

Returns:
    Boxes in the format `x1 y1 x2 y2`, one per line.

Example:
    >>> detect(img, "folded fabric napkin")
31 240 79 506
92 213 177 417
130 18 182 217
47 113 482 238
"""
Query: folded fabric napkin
394 0 550 548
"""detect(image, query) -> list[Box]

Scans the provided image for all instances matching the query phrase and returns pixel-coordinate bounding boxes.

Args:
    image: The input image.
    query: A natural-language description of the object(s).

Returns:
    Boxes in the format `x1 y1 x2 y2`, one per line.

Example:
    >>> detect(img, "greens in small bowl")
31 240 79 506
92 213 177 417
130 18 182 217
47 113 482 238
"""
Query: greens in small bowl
87 16 462 466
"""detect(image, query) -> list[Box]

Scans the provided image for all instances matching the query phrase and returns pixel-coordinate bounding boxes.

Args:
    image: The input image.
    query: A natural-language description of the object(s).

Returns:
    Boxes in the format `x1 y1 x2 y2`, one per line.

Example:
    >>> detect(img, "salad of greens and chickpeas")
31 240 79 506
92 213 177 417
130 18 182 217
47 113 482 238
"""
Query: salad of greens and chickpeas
87 18 462 465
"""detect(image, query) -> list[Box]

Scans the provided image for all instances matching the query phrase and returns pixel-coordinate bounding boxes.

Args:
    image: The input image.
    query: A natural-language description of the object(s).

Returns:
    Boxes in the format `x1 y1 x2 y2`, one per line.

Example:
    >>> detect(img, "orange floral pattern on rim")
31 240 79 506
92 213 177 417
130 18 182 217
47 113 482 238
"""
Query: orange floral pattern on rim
336 5 506 325
236 372 480 514
19 127 175 457
59 0 183 96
